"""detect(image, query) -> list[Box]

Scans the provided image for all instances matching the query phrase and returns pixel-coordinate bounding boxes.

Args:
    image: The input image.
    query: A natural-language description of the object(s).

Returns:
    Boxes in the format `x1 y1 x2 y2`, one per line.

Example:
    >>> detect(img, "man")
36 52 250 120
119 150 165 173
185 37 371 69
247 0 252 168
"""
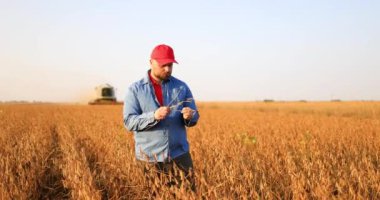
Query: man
123 44 199 191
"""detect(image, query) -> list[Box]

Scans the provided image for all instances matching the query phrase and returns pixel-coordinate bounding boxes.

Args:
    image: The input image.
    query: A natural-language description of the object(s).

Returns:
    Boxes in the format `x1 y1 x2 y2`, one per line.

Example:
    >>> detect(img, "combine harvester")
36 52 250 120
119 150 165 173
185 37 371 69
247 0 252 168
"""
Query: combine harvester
88 84 123 105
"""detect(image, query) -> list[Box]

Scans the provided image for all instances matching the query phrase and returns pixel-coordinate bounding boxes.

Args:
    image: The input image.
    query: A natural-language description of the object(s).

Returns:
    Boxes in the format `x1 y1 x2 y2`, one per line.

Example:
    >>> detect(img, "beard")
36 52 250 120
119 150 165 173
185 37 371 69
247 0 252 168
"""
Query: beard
156 71 171 81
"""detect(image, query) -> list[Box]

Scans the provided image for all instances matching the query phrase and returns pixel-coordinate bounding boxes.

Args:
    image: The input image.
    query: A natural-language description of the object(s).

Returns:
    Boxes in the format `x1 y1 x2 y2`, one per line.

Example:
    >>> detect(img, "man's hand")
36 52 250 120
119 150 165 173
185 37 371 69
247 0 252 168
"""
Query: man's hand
181 107 195 120
154 106 170 120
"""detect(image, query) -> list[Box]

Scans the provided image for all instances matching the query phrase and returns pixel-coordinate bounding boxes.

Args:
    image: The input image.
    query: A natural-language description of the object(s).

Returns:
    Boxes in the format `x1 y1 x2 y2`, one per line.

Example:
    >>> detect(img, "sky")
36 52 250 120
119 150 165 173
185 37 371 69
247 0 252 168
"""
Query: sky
1 0 379 102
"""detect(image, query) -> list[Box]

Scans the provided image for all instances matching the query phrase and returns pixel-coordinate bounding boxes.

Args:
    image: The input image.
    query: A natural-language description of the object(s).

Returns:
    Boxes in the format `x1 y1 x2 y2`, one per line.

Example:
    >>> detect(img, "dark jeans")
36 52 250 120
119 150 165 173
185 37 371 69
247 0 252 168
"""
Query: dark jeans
137 152 196 192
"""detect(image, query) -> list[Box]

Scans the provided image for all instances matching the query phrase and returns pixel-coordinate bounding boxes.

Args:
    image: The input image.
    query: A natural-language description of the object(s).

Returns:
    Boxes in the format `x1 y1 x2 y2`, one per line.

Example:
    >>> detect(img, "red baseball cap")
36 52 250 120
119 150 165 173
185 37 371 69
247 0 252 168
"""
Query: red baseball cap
150 44 178 66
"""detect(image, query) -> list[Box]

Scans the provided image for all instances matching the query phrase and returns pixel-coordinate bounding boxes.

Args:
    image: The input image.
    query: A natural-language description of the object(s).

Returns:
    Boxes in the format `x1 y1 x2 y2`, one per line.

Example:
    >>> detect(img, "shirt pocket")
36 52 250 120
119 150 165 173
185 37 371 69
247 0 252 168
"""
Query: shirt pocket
138 92 158 112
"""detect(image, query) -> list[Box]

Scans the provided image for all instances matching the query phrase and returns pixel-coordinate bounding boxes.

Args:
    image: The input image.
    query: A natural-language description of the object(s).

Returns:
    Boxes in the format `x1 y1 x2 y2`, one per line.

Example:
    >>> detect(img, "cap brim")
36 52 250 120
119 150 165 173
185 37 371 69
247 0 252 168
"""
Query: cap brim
156 59 178 66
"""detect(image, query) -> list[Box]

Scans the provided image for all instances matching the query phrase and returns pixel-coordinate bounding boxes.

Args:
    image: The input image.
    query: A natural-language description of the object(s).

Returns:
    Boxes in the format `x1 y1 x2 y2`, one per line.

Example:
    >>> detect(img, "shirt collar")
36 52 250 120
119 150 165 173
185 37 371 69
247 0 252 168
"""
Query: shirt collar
148 71 161 86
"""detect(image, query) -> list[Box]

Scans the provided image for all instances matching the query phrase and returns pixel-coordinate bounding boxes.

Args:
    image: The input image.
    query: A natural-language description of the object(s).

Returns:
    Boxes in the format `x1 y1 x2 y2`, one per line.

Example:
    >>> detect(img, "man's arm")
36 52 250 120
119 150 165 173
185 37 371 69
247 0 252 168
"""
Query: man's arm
123 86 159 132
182 86 199 127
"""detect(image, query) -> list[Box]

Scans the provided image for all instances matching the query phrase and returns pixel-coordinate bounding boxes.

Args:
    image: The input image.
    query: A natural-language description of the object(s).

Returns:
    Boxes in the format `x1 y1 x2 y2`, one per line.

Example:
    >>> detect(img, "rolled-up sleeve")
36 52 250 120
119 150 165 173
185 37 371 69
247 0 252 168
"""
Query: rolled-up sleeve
123 86 158 131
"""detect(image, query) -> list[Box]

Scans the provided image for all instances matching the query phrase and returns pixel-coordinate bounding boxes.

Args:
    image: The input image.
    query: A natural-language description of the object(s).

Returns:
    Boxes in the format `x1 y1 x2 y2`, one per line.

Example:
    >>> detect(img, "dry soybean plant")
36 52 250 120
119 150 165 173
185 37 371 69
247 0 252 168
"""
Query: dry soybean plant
0 102 379 199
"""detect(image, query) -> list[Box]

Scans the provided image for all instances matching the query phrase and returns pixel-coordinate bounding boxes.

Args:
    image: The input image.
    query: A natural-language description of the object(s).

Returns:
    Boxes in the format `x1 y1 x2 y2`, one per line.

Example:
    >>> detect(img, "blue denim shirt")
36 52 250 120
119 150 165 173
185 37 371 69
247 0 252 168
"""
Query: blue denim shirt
123 71 199 162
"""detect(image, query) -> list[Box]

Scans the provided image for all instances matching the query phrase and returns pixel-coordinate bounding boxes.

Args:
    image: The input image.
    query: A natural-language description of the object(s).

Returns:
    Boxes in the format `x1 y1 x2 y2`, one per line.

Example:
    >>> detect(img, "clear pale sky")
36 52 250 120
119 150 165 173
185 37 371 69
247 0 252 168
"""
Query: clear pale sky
1 0 379 102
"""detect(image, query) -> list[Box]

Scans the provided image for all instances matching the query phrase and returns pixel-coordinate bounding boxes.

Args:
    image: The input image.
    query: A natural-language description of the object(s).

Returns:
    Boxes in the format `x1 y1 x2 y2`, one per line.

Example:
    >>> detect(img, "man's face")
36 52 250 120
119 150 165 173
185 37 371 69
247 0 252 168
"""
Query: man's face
150 59 173 82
